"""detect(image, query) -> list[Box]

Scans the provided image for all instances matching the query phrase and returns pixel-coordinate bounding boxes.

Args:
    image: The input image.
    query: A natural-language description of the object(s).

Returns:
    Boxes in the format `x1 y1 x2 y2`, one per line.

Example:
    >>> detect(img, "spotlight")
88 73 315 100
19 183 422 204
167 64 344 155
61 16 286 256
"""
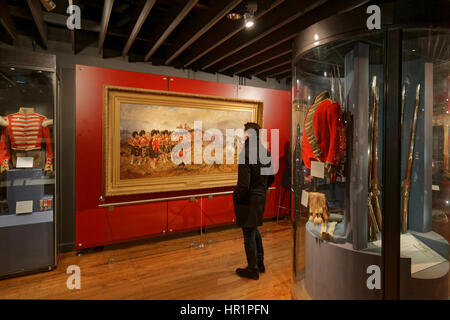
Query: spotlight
227 13 242 20
244 1 257 29
244 12 255 28
40 0 56 11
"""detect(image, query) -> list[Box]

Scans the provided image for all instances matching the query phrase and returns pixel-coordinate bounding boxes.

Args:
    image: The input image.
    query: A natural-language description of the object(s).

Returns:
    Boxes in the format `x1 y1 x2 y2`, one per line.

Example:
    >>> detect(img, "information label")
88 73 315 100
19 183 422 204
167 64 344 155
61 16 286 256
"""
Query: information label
311 160 325 179
16 200 33 215
432 185 440 191
301 190 309 207
16 157 34 168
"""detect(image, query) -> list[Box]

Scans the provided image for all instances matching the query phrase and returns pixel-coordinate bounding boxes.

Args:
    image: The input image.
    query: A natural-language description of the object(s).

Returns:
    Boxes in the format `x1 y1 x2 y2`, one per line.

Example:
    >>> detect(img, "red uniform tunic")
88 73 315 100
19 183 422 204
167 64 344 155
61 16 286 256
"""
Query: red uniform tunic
301 97 344 170
0 112 53 171
139 137 149 147
128 137 138 146
152 138 160 152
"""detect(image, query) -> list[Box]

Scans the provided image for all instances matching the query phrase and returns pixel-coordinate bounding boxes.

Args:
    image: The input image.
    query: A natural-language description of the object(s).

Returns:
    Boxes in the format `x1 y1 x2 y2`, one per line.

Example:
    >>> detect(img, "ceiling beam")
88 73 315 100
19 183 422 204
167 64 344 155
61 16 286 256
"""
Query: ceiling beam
165 0 243 65
0 0 16 41
250 57 291 77
9 5 100 31
232 41 292 75
7 5 162 44
26 0 48 49
183 0 285 68
274 70 292 79
99 0 114 54
144 0 198 62
264 67 292 79
122 0 156 57
198 0 326 70
211 0 366 73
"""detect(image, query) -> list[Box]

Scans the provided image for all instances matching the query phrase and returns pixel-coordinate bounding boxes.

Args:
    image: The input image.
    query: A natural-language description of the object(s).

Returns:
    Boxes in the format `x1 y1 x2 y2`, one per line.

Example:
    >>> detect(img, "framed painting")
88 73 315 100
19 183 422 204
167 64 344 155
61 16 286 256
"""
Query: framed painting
103 86 264 196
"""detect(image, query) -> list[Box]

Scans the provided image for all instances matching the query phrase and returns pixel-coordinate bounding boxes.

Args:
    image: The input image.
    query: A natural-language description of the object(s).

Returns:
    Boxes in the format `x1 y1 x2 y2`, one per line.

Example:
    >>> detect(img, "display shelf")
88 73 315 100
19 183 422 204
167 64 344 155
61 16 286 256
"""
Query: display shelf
0 211 53 228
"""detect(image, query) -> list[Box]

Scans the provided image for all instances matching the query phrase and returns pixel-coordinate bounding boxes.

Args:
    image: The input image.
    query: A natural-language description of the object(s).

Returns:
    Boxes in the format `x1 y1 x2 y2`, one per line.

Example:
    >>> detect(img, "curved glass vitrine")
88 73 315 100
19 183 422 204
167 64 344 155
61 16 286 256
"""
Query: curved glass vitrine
291 0 450 299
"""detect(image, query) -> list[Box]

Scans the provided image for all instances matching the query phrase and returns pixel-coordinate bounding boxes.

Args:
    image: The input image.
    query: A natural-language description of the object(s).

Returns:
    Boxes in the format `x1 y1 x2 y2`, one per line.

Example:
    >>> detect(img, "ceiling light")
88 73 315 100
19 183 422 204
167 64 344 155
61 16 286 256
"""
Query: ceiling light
40 0 56 11
314 41 320 46
244 12 255 29
227 13 242 20
243 1 257 29
324 72 327 77
314 34 319 41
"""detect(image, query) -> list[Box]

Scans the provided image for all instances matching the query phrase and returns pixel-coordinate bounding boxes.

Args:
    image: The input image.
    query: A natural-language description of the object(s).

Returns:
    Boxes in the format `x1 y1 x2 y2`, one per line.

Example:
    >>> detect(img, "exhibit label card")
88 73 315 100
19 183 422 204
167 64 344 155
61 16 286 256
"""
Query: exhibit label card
310 160 325 179
16 157 34 168
301 190 309 207
432 185 440 191
16 200 33 215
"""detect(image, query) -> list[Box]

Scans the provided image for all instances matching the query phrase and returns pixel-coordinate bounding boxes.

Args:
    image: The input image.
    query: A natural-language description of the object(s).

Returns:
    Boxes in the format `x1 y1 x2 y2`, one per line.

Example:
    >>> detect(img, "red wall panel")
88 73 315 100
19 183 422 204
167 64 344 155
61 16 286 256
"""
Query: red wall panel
168 76 238 97
76 65 290 249
167 199 201 233
202 195 236 227
76 66 169 248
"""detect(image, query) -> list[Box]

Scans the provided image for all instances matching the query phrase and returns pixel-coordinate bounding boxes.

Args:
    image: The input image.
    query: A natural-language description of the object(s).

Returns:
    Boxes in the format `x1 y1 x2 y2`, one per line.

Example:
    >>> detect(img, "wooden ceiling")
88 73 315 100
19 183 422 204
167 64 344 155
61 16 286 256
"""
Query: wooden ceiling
0 0 369 82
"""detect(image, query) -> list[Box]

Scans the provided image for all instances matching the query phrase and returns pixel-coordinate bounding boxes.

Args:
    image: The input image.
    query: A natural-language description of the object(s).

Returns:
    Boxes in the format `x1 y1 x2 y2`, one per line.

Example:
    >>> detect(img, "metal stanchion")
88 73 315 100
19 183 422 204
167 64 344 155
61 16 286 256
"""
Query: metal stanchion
198 197 205 248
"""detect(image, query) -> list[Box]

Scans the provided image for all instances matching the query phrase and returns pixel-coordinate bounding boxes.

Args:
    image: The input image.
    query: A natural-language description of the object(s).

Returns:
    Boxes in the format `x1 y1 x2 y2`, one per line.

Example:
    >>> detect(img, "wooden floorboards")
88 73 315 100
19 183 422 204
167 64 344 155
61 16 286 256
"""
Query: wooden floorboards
0 220 294 300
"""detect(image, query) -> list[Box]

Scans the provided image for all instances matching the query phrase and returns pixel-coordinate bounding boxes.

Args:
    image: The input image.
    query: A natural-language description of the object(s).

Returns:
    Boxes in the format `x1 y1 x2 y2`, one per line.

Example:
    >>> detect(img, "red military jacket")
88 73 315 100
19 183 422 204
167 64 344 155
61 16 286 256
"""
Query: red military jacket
0 112 53 172
301 94 344 170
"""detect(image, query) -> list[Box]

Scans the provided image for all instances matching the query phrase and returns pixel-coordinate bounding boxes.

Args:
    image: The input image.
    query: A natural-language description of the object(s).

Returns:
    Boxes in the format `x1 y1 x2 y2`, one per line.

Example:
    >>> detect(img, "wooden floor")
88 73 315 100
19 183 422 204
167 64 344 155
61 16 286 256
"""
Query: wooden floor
0 220 294 300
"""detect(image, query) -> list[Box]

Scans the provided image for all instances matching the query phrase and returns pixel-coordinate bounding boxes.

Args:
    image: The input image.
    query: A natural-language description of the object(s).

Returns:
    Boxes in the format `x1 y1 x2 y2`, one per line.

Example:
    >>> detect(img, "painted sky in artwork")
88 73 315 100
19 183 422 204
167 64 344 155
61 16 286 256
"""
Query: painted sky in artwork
120 103 252 134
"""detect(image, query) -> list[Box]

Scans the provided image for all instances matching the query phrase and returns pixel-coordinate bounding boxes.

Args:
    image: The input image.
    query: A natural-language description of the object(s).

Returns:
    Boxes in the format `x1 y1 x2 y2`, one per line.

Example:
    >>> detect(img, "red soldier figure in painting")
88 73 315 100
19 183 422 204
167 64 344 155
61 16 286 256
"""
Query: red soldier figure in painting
138 130 148 166
145 131 152 164
149 129 160 168
128 131 140 165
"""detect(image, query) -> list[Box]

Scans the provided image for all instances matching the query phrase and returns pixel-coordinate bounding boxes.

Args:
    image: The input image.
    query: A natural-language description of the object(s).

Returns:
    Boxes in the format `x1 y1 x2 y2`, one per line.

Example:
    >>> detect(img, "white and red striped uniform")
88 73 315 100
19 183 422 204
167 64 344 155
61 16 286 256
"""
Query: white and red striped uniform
0 112 53 171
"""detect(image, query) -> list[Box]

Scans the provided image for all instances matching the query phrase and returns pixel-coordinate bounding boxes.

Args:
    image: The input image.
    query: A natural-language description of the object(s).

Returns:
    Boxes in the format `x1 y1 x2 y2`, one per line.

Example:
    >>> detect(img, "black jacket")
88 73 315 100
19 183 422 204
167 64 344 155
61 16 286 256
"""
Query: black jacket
233 139 275 228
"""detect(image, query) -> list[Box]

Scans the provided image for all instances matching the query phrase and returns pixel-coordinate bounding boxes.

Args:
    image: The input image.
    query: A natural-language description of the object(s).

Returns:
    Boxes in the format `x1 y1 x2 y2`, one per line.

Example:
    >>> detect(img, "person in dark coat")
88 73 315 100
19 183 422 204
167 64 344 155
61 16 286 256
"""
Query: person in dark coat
233 122 275 280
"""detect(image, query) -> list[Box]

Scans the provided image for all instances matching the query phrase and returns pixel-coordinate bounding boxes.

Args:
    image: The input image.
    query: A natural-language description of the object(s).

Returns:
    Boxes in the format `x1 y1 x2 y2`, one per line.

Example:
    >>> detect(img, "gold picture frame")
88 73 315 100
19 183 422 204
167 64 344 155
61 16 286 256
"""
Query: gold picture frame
103 85 264 196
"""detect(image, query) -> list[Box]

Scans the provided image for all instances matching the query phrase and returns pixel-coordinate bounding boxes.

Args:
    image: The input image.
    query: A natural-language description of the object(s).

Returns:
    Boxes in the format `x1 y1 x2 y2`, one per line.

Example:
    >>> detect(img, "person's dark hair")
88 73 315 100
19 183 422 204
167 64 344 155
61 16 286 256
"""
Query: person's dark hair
132 131 138 137
139 130 146 136
151 129 156 136
244 122 261 136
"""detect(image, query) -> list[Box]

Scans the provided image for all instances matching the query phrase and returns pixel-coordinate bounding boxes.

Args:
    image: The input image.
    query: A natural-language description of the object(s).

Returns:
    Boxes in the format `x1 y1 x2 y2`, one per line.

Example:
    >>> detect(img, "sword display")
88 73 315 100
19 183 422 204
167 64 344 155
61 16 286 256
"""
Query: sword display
368 76 382 240
402 84 421 233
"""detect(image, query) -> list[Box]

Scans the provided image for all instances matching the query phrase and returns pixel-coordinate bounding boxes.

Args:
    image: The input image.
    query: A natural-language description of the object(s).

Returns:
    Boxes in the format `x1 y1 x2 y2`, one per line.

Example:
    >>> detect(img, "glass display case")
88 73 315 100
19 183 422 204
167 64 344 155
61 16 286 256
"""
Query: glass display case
0 48 58 278
291 0 449 299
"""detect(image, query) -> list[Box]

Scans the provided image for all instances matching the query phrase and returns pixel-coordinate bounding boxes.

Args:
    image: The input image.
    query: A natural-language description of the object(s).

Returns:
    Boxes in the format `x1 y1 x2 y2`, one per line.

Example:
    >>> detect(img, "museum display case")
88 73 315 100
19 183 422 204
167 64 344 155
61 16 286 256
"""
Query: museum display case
291 0 449 299
0 48 58 278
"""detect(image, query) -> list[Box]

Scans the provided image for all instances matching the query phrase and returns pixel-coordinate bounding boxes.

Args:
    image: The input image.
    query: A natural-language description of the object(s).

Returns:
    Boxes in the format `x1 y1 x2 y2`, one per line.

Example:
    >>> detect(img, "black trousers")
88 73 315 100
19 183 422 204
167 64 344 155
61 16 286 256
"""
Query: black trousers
242 227 264 272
